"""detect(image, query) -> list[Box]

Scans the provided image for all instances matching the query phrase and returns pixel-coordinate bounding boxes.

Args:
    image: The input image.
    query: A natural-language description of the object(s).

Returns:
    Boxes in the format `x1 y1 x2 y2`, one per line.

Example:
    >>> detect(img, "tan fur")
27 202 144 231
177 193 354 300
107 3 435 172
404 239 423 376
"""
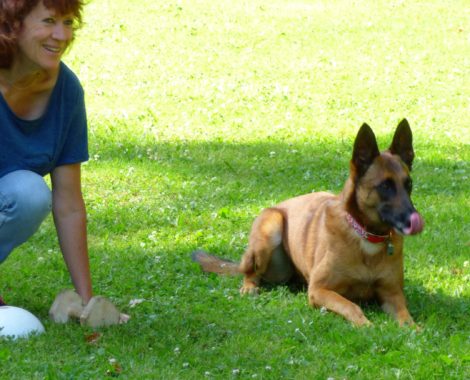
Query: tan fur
192 120 421 326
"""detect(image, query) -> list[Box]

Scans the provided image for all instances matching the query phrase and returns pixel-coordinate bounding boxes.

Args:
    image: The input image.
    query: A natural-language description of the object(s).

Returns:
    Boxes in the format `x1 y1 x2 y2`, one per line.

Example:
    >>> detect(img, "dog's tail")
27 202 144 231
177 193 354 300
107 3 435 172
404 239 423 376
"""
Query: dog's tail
191 250 241 276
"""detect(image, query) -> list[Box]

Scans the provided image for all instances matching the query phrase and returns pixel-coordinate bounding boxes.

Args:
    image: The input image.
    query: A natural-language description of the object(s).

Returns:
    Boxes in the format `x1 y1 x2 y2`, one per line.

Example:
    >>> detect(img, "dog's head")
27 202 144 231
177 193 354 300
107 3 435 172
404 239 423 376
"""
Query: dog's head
349 119 424 236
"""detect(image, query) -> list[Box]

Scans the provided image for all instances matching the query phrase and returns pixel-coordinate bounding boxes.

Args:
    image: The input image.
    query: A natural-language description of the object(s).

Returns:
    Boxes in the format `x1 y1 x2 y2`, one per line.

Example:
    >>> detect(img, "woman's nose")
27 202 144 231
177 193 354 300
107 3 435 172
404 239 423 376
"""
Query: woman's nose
52 24 72 41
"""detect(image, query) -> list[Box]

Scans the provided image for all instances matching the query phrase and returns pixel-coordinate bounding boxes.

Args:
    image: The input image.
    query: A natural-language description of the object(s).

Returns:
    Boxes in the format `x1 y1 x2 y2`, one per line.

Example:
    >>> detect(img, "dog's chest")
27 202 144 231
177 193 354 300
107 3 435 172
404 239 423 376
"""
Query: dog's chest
343 254 390 300
344 280 377 300
340 269 379 300
360 239 386 256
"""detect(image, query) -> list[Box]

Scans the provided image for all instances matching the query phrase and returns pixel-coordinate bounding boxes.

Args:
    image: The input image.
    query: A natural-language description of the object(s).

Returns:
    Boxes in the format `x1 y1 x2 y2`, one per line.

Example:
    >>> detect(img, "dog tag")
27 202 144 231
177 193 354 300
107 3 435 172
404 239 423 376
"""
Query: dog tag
387 242 394 255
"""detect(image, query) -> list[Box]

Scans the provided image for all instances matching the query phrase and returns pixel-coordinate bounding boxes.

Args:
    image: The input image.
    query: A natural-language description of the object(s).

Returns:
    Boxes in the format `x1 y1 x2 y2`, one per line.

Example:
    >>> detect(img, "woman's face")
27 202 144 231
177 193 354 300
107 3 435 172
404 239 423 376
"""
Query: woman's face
15 1 75 73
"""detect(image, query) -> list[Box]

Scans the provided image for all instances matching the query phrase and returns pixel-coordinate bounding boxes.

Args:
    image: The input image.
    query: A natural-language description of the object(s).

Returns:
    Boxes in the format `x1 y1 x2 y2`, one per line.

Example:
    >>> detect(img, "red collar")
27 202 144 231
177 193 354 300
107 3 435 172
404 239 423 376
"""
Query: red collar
346 213 390 244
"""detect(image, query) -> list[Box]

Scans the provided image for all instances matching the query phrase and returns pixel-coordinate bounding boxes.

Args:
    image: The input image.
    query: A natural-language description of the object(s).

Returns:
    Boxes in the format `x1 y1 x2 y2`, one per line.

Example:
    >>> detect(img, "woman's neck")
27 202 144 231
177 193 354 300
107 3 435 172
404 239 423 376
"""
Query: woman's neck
0 56 60 93
1 69 56 93
0 63 60 120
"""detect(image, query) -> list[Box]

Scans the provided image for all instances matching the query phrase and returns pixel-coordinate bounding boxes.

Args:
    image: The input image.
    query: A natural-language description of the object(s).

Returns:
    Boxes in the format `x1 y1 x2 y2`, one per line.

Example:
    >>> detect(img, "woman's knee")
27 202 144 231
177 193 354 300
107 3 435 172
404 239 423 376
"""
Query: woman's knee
0 171 52 262
0 170 52 223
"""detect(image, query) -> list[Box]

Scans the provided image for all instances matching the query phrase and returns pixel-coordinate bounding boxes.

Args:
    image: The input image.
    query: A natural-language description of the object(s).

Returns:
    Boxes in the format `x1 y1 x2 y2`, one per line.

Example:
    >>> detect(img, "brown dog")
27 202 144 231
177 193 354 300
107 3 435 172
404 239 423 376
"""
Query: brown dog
192 119 424 326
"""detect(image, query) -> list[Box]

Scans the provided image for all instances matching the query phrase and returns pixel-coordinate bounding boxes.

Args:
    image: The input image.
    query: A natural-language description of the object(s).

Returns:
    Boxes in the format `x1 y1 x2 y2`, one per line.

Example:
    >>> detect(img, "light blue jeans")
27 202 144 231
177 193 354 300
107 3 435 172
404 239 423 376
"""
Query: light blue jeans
0 170 52 263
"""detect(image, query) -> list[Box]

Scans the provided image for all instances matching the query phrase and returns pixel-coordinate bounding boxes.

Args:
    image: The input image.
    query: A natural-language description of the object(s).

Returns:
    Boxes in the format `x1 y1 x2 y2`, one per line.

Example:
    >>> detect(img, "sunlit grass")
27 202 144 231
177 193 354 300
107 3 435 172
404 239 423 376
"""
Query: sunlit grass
1 0 468 378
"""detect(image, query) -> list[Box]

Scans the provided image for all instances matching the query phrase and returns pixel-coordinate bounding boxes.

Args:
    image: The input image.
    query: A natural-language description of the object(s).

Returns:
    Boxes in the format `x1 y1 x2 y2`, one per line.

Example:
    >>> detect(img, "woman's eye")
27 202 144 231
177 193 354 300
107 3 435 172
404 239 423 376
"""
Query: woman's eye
64 19 74 27
43 17 55 24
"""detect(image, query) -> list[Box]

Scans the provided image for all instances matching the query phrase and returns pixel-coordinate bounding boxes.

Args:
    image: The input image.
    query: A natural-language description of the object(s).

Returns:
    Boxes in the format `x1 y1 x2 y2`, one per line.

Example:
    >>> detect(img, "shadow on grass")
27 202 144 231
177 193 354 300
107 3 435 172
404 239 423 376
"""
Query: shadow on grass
238 276 469 332
92 136 468 196
407 282 469 325
84 137 468 253
82 136 469 330
88 136 468 211
80 242 470 335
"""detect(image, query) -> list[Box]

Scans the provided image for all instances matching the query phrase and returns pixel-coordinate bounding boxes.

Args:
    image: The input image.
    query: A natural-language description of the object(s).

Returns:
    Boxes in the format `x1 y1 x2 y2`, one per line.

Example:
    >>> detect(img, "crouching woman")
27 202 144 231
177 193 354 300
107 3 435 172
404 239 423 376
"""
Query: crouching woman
0 0 126 325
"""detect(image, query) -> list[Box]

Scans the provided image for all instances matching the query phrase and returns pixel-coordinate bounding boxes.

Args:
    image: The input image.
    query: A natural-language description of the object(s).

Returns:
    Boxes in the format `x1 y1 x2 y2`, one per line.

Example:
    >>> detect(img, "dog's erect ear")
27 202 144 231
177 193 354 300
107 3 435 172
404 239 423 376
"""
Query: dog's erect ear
352 123 380 179
389 119 414 170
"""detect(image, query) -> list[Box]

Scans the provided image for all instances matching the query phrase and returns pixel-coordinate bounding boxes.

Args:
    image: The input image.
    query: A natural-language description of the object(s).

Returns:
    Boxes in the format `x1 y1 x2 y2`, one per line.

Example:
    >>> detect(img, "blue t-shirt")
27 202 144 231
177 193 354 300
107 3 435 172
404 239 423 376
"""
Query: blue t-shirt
0 62 88 178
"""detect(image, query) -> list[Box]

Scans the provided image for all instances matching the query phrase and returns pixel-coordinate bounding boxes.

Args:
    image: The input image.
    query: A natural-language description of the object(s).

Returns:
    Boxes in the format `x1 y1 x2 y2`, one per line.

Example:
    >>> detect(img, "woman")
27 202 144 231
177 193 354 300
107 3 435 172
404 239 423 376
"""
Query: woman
0 0 118 318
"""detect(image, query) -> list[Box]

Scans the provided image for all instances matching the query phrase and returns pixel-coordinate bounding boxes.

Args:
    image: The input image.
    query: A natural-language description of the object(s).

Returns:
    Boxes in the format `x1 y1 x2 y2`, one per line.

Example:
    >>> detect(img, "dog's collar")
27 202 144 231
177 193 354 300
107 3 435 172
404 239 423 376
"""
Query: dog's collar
346 213 390 244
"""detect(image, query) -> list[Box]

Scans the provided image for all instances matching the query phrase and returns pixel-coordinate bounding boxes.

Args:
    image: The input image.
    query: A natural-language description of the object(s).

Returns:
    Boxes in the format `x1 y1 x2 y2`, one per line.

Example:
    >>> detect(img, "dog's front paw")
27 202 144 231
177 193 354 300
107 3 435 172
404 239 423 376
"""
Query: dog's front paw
348 305 372 327
240 285 259 296
398 318 422 331
355 317 373 327
240 276 260 296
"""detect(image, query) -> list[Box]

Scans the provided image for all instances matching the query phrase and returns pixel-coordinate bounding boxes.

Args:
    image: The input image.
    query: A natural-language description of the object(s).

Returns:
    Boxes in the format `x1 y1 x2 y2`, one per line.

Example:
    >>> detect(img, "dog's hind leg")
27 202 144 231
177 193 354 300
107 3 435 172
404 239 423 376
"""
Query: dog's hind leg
239 208 287 294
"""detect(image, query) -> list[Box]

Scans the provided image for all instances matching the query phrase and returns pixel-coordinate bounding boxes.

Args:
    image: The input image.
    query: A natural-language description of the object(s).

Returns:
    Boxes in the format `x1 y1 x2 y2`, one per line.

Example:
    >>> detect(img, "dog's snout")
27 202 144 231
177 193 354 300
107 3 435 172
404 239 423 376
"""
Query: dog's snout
403 211 424 235
379 203 424 236
402 207 416 225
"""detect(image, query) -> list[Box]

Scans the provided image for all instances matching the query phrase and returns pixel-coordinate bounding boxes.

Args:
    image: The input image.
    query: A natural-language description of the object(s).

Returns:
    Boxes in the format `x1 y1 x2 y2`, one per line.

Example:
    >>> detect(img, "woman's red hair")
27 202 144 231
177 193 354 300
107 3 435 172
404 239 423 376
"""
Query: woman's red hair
0 0 84 68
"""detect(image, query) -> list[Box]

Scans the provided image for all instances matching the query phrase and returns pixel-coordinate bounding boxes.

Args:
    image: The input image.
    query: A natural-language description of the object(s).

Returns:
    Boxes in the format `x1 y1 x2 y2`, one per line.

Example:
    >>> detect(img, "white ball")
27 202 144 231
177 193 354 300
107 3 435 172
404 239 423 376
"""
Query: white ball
0 306 45 340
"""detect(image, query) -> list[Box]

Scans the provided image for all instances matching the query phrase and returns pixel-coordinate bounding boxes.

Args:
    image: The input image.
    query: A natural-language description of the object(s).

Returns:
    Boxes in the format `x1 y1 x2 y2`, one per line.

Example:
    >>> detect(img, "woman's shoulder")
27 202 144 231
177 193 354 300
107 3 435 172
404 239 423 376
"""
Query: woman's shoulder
58 62 84 93
55 62 85 106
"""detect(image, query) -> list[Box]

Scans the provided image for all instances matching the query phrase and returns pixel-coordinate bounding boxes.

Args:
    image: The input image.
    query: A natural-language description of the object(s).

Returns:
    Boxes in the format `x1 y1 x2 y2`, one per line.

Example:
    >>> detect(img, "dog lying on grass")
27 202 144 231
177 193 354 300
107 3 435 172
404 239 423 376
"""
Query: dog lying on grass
193 119 424 326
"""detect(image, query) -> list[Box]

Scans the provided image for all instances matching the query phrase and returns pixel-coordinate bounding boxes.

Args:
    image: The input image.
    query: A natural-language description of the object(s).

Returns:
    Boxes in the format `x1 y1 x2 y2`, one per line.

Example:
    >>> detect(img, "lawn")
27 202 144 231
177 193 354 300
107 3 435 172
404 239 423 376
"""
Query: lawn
1 0 469 379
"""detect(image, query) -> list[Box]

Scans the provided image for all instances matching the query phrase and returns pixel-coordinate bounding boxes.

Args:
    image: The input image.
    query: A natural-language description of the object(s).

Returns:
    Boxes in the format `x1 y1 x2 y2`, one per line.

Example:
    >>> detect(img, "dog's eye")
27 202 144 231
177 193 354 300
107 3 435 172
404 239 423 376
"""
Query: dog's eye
404 178 413 194
377 179 396 197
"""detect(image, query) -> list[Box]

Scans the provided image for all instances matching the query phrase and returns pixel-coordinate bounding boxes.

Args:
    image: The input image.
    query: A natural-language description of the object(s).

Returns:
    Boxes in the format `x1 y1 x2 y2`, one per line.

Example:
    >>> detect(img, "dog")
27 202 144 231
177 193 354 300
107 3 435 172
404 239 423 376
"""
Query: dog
192 119 424 326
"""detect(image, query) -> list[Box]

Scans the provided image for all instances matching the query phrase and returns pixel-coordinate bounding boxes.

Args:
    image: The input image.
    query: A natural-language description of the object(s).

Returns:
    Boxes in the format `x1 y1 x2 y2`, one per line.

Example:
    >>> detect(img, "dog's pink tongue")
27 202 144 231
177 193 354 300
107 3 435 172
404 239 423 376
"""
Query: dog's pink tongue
404 212 424 235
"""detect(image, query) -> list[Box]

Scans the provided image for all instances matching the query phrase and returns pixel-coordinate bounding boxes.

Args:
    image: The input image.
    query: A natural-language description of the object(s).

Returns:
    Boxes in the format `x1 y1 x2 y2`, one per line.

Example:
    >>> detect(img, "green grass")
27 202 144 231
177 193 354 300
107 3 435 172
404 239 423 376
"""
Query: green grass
1 0 469 378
